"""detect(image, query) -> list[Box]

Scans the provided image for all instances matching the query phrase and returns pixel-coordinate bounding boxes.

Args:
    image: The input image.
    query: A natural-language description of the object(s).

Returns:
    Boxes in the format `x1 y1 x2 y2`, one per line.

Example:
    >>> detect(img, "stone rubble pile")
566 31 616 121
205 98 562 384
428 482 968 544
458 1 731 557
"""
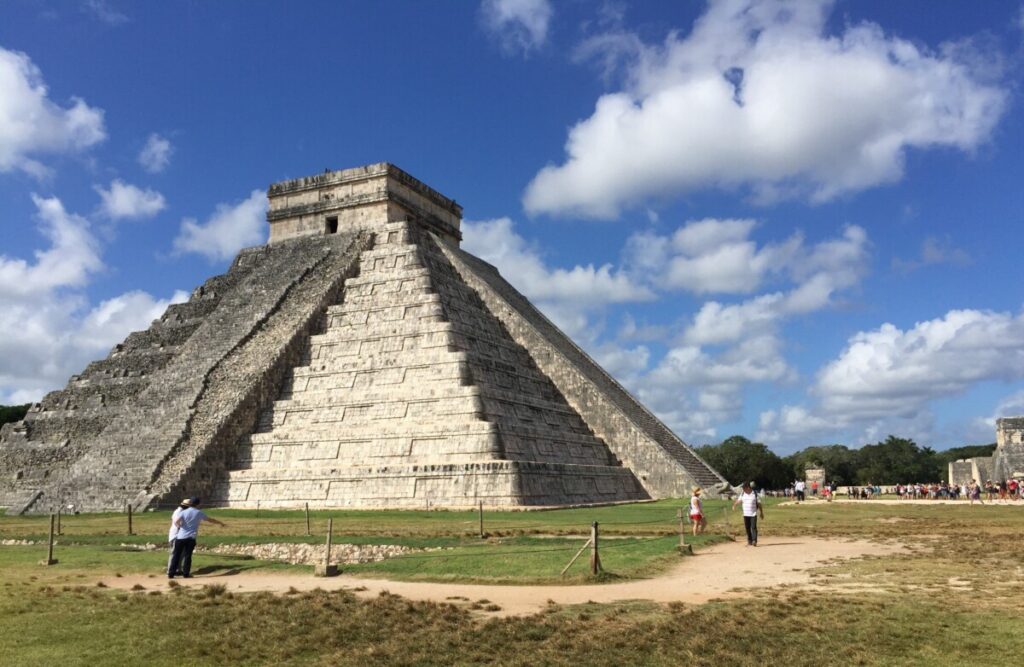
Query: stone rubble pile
206 542 424 565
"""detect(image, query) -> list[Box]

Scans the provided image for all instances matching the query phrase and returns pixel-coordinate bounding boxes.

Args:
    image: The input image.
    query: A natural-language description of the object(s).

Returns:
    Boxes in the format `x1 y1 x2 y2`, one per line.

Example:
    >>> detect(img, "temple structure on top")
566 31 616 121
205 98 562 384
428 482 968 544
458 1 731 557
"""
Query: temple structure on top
0 163 726 514
267 163 463 245
948 417 1024 486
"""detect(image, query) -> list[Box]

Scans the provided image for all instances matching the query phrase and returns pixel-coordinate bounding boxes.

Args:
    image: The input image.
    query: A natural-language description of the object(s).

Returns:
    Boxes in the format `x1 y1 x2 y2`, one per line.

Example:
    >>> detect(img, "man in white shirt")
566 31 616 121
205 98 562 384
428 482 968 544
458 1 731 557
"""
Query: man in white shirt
167 499 188 577
168 497 225 579
794 479 806 502
732 482 765 546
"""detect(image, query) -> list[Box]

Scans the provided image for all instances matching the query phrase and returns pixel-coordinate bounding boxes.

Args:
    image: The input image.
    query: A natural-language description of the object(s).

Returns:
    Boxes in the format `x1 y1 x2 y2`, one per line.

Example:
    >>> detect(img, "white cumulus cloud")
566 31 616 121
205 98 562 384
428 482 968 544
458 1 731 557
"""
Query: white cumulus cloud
758 309 1024 447
462 217 653 336
94 179 166 220
0 47 106 177
0 195 185 403
524 0 1007 217
481 0 553 55
817 309 1024 417
0 195 103 298
173 190 267 262
138 133 173 173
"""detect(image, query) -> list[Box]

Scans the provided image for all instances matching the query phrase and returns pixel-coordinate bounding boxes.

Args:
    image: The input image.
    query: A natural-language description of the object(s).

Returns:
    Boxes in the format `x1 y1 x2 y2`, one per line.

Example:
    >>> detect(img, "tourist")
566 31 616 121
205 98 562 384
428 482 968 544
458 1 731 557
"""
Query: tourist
732 482 764 547
969 480 983 505
167 499 189 577
689 487 706 536
167 497 226 579
795 479 806 503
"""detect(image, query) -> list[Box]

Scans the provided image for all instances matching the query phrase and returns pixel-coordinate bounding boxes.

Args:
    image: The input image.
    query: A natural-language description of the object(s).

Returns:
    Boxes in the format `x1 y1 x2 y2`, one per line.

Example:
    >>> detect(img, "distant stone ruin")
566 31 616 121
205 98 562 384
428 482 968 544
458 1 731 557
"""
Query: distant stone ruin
0 163 726 514
947 417 1024 485
804 466 826 488
993 417 1024 480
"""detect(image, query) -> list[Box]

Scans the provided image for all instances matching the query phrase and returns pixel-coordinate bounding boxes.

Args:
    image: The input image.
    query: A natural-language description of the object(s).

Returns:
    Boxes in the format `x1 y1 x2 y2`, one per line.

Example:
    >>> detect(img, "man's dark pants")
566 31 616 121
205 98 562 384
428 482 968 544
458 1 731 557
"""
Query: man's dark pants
743 516 758 545
168 537 197 577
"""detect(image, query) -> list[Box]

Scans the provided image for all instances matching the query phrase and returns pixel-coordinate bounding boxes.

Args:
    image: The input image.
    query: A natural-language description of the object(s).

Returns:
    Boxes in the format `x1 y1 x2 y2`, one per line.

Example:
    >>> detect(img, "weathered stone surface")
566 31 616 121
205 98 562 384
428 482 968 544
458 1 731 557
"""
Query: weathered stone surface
948 460 974 486
993 417 1024 480
437 241 726 497
207 541 425 565
0 163 726 513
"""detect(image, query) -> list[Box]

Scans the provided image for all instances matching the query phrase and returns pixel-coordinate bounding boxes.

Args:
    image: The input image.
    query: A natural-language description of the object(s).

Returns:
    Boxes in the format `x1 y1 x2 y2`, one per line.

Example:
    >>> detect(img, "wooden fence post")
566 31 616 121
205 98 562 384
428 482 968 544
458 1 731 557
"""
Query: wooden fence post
590 521 602 575
315 517 338 577
40 514 57 566
56 508 62 536
127 504 133 536
478 501 484 539
305 502 311 536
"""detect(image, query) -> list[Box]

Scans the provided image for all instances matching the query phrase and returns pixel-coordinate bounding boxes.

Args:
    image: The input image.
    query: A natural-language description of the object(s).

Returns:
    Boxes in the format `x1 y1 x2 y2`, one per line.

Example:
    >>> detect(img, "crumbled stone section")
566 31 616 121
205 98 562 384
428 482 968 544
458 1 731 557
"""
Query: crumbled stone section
437 239 727 498
0 233 368 513
993 417 1024 480
0 268 256 513
214 221 646 508
206 542 422 565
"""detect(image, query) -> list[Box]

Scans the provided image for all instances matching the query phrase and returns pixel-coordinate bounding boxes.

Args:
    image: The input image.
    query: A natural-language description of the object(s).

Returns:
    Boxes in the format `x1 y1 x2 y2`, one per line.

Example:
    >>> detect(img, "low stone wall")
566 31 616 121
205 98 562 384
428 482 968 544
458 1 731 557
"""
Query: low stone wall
207 542 423 565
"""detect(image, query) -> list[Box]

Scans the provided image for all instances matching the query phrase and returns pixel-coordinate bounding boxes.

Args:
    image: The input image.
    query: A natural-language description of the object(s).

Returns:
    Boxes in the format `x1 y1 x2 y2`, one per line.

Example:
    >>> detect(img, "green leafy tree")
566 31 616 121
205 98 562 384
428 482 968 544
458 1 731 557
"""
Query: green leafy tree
854 436 941 484
932 444 996 469
0 404 29 427
696 435 791 489
783 445 859 485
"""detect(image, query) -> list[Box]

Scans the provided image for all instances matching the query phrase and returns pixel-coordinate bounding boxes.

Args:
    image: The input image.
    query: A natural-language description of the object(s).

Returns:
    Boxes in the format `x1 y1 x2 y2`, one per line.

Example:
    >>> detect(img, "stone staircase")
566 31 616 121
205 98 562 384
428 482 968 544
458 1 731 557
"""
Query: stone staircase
213 220 646 508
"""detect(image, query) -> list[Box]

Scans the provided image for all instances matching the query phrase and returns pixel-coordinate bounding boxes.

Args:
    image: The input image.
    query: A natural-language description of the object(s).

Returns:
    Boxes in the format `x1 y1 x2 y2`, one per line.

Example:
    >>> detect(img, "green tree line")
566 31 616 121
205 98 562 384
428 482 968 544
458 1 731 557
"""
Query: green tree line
696 435 996 489
0 404 30 427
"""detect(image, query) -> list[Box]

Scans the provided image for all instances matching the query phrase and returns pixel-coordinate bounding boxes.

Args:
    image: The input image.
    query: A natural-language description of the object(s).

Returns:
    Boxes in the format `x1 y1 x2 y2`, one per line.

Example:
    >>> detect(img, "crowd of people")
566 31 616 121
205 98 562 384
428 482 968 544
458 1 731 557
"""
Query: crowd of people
892 479 1023 502
758 478 1024 502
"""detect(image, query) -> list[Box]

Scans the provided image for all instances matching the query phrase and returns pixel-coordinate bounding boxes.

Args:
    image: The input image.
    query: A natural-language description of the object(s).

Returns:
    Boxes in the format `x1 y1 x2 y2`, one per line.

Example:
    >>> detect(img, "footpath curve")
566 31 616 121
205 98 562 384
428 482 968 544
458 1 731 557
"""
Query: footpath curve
100 537 901 616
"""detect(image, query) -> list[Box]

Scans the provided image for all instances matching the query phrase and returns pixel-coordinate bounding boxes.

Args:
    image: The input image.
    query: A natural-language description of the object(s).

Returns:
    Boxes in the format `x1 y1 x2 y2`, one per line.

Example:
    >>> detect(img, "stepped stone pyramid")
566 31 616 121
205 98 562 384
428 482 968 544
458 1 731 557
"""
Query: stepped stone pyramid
0 163 726 513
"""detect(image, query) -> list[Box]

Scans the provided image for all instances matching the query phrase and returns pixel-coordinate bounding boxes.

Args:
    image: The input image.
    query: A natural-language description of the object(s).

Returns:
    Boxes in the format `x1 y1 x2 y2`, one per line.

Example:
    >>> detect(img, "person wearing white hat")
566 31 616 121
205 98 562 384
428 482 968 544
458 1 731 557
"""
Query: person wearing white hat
166 498 192 576
168 497 225 578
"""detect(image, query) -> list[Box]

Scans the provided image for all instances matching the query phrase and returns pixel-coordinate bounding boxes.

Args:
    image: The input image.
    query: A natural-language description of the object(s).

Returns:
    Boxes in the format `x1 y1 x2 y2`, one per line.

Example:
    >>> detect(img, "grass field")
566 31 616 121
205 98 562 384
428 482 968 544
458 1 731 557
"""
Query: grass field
1 499 1022 665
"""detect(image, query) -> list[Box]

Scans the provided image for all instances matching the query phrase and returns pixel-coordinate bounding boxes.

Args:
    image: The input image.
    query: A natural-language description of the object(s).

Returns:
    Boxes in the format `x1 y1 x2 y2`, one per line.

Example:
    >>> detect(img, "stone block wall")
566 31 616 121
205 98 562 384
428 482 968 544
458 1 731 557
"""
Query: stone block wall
948 460 974 486
971 457 994 484
437 239 726 499
993 417 1024 480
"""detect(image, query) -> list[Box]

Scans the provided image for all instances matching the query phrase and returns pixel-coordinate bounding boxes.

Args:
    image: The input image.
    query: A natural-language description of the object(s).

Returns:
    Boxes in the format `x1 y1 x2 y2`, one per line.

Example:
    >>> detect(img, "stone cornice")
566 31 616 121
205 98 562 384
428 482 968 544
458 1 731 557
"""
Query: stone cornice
268 162 461 217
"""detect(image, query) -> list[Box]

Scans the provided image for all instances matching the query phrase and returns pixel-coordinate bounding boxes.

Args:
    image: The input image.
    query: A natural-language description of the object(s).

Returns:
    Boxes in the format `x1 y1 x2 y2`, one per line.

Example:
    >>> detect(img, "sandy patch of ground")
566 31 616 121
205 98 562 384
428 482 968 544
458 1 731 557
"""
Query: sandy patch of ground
99 537 902 616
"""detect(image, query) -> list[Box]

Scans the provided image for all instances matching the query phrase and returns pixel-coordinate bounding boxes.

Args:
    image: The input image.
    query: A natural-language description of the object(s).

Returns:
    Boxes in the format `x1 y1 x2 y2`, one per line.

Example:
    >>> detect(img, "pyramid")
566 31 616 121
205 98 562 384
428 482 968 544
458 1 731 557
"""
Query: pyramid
0 164 725 513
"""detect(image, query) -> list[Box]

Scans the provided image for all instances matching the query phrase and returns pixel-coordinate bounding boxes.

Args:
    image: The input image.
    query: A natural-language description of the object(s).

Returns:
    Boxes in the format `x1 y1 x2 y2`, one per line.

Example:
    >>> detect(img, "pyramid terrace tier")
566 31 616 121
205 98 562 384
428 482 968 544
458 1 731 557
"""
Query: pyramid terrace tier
214 460 647 509
240 411 617 468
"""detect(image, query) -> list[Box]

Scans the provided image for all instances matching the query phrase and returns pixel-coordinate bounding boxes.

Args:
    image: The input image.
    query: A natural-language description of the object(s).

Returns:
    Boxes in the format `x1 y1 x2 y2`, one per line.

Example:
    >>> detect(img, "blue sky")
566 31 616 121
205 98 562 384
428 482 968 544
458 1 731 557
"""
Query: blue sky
0 0 1022 453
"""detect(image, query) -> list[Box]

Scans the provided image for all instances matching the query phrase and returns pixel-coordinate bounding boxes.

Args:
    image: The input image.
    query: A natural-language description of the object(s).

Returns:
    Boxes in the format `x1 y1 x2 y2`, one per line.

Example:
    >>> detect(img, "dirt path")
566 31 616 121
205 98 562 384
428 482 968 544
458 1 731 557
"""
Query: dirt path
99 537 900 616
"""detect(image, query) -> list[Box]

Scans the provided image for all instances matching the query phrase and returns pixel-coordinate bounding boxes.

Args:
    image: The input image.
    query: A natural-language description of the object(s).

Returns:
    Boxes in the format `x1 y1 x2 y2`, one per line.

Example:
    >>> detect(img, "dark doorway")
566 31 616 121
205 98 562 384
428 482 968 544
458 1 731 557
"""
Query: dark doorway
326 216 338 234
